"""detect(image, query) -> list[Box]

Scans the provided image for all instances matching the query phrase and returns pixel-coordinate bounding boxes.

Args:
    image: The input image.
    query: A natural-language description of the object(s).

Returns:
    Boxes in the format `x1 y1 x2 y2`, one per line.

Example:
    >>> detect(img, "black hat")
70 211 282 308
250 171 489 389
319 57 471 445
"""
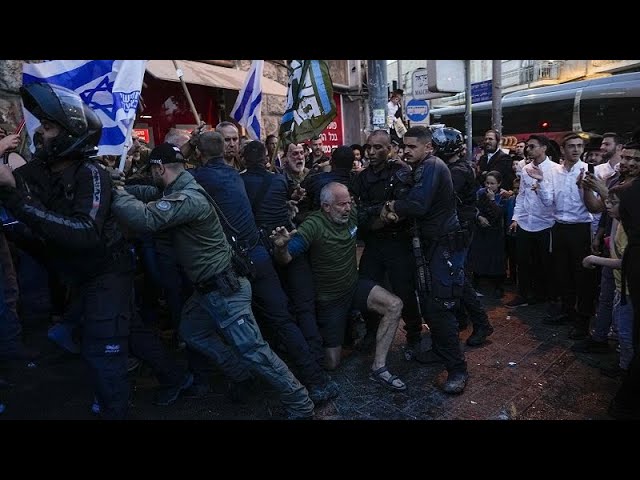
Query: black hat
149 143 185 165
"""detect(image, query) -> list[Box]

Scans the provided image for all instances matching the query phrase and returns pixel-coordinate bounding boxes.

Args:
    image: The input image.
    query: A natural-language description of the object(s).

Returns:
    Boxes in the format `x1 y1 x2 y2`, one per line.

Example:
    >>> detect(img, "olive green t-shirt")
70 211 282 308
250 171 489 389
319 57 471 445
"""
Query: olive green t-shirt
610 220 629 294
293 208 359 303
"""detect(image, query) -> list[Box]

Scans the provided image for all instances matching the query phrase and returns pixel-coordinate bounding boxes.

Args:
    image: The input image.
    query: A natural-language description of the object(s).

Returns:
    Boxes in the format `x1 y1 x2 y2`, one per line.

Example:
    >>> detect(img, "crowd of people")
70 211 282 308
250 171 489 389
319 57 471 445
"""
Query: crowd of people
0 83 639 419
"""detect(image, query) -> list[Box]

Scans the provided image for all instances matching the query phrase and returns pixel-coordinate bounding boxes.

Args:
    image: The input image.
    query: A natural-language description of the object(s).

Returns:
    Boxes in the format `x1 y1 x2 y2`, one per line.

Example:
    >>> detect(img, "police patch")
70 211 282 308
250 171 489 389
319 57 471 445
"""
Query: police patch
156 200 172 211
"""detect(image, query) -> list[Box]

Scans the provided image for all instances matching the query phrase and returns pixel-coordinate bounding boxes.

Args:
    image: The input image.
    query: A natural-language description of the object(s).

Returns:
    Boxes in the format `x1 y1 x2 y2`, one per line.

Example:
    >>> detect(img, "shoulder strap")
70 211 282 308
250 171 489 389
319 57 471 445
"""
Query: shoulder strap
188 183 241 237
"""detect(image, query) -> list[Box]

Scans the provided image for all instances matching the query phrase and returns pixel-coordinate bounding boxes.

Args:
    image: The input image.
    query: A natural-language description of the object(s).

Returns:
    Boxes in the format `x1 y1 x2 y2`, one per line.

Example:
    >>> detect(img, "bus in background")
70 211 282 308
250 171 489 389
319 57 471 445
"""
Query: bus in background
429 71 640 150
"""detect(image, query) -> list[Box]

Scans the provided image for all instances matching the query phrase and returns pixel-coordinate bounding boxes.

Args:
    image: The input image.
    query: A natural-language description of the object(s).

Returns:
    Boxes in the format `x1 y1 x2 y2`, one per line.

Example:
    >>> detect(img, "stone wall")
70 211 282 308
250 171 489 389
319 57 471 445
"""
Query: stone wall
260 60 288 138
0 60 26 129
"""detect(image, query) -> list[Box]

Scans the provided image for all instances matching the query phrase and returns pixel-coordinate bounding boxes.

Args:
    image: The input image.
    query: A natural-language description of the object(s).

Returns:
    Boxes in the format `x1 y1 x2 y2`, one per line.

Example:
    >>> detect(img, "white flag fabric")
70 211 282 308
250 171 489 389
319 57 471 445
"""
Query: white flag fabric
230 60 264 140
22 60 147 156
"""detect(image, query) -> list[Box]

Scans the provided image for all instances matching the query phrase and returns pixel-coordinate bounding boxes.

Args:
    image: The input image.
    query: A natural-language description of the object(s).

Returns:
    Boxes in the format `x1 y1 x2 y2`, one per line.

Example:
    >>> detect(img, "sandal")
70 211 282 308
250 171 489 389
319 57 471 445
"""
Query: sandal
369 366 407 392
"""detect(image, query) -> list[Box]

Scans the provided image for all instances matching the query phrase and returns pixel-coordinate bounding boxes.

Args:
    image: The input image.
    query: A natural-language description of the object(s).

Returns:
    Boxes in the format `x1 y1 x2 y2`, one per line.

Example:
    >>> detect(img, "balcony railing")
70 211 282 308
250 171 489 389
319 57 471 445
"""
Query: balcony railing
503 60 563 87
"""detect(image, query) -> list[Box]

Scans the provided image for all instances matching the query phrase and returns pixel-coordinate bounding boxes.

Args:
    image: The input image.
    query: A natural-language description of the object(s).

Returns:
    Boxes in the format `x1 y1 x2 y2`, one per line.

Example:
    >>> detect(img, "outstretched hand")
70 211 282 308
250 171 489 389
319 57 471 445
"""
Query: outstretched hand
270 226 296 248
291 186 306 202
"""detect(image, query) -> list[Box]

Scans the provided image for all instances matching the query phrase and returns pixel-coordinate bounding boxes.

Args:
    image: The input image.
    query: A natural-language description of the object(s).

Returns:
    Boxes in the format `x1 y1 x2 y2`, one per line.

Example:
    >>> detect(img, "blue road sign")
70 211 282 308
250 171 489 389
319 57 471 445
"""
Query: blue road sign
406 99 430 122
471 80 492 103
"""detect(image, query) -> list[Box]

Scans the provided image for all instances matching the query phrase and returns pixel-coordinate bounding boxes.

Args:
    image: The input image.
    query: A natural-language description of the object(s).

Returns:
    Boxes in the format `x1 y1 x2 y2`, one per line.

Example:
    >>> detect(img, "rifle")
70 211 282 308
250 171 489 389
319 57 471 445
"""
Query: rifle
411 220 431 318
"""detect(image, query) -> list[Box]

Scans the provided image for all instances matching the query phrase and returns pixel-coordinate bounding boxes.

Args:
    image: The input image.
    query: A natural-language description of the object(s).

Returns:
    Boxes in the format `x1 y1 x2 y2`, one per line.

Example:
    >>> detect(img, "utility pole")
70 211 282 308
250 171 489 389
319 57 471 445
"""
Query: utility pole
492 59 502 136
464 60 473 162
367 60 388 131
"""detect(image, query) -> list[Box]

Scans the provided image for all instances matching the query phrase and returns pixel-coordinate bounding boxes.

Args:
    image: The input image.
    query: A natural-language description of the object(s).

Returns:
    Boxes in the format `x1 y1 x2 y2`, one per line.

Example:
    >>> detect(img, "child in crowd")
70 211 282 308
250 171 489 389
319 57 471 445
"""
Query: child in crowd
469 171 507 298
582 186 634 375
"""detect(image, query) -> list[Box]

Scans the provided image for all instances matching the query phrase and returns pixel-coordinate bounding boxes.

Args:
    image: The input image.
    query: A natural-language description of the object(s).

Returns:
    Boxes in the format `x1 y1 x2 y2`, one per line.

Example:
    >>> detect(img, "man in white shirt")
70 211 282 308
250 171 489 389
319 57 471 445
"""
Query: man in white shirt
532 133 598 340
505 135 556 308
387 89 405 143
594 132 623 181
589 132 623 237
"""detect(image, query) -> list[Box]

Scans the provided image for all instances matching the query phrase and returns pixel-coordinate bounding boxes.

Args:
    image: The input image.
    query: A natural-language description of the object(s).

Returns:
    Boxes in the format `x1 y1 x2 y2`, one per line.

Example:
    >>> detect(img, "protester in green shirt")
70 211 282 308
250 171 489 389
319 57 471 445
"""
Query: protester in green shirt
271 182 407 392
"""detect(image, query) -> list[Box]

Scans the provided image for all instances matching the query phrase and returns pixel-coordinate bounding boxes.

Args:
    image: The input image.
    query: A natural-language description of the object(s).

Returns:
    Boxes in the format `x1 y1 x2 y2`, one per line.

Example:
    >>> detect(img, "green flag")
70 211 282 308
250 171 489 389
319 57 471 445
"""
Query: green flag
279 60 336 146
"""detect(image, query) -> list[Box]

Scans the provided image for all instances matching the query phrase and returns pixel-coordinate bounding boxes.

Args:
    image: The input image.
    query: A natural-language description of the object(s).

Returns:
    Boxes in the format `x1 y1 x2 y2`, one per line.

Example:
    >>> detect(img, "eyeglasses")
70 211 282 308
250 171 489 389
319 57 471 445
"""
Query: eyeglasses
525 144 540 149
620 155 640 161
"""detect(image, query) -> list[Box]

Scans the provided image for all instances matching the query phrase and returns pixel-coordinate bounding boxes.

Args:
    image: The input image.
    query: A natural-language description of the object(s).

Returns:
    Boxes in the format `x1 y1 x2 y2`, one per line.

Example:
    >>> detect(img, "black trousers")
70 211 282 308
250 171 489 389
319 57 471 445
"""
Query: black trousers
275 253 323 369
551 222 598 324
458 274 490 330
79 270 132 420
250 245 325 388
515 226 553 300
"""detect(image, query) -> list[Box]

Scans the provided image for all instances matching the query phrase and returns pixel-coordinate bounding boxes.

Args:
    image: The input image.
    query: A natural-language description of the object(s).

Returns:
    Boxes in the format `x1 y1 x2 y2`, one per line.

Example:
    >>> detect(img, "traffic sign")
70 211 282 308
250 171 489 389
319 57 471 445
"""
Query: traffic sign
471 80 492 103
406 99 430 123
411 68 454 100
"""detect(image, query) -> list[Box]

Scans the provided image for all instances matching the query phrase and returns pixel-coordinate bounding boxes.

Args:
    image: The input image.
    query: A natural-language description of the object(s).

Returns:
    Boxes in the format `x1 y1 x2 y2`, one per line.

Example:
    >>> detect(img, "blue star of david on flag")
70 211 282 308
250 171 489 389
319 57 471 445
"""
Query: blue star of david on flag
22 60 147 156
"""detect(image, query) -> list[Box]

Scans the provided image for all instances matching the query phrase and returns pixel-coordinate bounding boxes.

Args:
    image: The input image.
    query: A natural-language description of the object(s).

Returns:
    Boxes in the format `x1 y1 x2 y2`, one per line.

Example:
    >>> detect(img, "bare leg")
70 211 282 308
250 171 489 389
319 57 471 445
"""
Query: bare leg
367 285 403 388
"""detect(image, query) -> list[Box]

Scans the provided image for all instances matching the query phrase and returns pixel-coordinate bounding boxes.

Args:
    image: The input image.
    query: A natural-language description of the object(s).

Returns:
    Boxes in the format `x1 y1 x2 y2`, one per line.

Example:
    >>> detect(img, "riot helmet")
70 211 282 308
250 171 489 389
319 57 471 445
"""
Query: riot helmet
431 126 465 159
20 82 102 161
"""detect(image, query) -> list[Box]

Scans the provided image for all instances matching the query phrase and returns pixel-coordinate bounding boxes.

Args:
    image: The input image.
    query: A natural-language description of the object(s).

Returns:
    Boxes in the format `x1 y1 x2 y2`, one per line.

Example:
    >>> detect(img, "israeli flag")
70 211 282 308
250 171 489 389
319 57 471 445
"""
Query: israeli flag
230 60 263 140
22 60 147 156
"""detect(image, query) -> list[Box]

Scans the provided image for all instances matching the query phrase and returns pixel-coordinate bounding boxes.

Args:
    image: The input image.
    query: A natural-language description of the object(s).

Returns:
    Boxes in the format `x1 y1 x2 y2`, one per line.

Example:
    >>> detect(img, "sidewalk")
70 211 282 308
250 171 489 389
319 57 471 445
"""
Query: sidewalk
0 288 620 420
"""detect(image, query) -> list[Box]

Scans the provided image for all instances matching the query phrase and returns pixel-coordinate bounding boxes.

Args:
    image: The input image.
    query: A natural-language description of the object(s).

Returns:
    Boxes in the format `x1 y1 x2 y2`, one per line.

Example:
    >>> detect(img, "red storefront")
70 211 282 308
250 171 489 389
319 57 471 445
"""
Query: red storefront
134 74 222 147
134 60 287 147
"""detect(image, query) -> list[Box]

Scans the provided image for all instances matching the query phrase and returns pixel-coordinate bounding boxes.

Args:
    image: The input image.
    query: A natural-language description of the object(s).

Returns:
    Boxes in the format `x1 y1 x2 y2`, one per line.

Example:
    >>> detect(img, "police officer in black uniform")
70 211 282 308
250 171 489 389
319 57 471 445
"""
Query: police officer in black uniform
434 126 494 346
0 83 132 419
380 126 469 394
351 129 423 358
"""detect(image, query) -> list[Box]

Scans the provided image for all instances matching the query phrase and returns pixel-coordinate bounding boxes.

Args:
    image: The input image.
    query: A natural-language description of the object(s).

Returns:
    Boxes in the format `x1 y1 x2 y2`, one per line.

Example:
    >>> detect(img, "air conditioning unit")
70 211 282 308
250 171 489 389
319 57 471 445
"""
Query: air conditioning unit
327 60 362 91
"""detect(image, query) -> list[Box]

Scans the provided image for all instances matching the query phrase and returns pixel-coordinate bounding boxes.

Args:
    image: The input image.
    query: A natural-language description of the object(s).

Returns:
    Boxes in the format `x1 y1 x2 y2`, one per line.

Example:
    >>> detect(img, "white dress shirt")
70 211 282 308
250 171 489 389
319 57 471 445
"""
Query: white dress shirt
512 157 556 232
594 160 619 181
538 160 593 224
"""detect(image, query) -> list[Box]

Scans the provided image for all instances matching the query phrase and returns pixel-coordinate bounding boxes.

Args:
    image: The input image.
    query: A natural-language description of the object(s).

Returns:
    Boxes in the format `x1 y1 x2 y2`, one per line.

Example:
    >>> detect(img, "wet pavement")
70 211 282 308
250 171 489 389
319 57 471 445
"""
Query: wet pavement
0 281 621 421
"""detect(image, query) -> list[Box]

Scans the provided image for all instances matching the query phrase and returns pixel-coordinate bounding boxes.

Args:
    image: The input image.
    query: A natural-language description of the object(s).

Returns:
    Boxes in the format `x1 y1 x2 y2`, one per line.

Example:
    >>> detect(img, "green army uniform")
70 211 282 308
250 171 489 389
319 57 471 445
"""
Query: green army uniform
112 170 231 285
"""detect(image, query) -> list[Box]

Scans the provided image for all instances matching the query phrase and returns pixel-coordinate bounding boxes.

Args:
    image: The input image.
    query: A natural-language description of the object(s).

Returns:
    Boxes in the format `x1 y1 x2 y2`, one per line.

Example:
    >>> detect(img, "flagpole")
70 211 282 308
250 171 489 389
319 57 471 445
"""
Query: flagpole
172 60 201 125
270 139 280 172
118 120 135 172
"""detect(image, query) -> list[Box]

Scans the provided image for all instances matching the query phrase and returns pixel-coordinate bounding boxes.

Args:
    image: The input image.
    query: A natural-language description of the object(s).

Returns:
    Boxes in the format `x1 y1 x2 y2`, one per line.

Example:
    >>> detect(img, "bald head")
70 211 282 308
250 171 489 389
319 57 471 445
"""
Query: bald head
215 121 240 161
320 182 352 225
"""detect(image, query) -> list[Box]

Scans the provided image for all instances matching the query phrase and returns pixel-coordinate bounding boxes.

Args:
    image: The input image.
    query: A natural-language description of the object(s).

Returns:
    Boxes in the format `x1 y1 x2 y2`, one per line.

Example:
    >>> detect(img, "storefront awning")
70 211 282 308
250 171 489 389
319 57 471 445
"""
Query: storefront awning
145 60 287 97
